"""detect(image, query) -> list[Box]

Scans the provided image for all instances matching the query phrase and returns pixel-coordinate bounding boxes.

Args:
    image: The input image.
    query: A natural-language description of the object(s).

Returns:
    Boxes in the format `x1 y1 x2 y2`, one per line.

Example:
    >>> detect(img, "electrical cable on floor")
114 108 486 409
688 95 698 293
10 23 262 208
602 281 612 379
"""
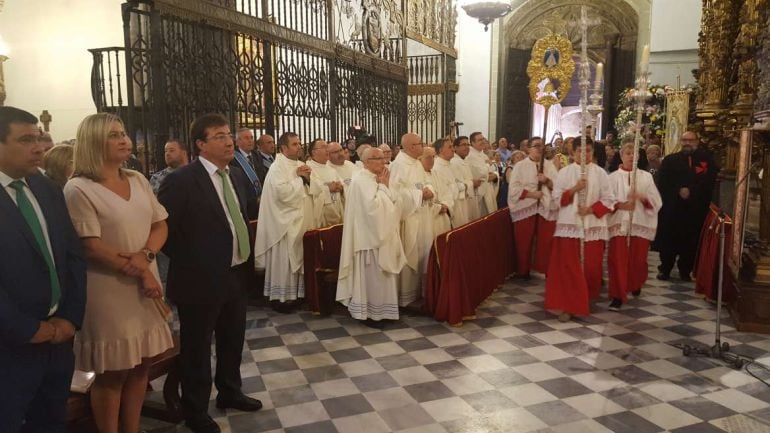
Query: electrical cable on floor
668 342 770 388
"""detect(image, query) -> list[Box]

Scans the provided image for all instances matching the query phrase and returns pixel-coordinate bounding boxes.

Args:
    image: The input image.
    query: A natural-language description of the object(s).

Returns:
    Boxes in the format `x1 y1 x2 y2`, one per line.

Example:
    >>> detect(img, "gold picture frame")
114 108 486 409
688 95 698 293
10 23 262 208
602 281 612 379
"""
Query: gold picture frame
664 89 690 155
526 34 575 109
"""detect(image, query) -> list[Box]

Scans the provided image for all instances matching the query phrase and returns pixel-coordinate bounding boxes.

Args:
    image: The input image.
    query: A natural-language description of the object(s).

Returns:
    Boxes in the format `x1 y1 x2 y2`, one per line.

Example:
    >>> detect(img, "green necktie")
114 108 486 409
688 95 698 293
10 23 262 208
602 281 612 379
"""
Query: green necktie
217 169 251 259
9 180 61 309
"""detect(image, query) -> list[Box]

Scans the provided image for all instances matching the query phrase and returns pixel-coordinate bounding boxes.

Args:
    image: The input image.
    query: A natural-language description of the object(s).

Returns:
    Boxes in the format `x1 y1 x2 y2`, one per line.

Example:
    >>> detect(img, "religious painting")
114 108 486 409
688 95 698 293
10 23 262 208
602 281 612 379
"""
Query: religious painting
235 35 273 129
664 89 690 155
526 34 575 109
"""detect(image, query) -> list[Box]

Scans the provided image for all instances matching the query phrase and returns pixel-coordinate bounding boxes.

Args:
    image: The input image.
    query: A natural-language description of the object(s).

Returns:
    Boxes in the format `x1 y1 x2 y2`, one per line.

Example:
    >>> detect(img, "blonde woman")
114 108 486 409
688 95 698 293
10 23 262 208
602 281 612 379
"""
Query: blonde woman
63 113 173 433
43 144 74 188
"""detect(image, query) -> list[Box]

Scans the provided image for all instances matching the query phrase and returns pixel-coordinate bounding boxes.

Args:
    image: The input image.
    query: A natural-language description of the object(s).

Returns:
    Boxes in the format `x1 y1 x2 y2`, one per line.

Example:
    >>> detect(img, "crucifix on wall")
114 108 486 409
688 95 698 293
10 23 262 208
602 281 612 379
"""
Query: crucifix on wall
39 110 52 132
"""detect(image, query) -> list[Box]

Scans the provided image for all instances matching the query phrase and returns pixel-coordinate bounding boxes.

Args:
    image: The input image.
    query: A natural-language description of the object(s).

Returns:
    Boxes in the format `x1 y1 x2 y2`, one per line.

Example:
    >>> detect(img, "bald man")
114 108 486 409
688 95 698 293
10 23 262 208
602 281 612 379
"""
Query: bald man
327 141 359 185
336 147 406 329
389 132 433 306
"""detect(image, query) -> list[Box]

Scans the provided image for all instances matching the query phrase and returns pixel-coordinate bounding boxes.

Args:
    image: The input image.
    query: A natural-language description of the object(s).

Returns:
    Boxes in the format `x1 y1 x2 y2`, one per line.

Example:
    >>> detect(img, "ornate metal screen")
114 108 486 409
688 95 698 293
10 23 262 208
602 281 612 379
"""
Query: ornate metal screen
90 0 412 173
407 54 457 144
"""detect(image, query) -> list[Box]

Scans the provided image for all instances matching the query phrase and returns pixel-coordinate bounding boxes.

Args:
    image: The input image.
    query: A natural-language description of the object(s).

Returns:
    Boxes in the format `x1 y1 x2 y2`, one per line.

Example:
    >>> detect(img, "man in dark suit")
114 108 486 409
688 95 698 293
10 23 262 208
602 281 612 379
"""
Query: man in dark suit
656 131 718 281
158 114 261 433
253 133 274 184
0 106 87 433
230 128 262 219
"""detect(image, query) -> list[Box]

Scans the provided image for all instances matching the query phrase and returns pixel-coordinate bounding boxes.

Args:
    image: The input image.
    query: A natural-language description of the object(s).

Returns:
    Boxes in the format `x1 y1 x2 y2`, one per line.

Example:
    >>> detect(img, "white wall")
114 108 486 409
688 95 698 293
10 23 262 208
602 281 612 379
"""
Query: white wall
648 0 701 86
454 9 492 137
0 0 124 141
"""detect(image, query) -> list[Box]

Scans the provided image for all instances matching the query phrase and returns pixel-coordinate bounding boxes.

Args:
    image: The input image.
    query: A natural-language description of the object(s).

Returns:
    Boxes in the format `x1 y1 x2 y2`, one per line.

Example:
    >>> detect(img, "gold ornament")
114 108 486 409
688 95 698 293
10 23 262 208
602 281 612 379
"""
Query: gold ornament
526 34 575 110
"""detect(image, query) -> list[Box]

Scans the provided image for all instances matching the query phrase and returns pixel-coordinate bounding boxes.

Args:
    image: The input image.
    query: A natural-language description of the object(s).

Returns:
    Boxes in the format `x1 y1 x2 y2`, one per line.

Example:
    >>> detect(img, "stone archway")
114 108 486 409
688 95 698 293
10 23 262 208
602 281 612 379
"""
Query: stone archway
495 0 640 143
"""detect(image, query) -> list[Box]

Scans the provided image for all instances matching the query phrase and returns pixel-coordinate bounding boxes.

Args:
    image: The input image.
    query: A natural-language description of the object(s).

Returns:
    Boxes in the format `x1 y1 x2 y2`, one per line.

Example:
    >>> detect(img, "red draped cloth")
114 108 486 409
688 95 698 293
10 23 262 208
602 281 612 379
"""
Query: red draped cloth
694 205 735 303
544 238 604 316
303 224 344 314
608 237 650 303
535 218 556 273
424 209 515 326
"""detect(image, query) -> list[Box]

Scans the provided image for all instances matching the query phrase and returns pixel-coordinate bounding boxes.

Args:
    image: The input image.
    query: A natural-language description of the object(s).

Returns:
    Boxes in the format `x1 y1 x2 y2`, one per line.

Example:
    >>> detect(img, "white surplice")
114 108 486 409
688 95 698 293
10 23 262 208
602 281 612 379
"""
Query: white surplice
552 163 616 241
336 169 406 320
450 155 479 221
388 152 427 306
507 157 559 222
254 153 313 301
306 159 344 228
607 167 662 240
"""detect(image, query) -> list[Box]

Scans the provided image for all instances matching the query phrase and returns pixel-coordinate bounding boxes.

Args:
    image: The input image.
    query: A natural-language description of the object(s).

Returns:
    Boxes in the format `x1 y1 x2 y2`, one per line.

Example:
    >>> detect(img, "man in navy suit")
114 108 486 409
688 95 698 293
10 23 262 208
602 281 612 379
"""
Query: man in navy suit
0 106 87 433
158 114 260 433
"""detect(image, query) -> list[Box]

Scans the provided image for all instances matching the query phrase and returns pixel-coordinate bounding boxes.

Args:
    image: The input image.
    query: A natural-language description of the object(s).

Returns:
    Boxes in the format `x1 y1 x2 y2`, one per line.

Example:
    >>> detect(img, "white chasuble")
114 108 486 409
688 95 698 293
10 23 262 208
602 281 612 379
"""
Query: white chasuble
329 160 359 186
307 159 344 228
388 152 428 306
254 153 313 301
450 155 479 222
466 147 493 216
336 169 406 320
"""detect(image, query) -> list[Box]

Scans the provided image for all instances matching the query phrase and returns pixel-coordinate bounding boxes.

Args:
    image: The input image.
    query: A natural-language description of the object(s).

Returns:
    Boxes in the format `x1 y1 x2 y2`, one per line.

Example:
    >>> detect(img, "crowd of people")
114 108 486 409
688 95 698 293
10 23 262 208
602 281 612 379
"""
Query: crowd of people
0 104 717 433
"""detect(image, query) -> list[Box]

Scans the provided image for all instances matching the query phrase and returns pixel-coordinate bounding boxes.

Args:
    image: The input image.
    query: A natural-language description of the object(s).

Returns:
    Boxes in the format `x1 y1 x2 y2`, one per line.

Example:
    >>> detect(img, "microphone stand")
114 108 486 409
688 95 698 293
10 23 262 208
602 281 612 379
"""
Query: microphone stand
680 208 744 369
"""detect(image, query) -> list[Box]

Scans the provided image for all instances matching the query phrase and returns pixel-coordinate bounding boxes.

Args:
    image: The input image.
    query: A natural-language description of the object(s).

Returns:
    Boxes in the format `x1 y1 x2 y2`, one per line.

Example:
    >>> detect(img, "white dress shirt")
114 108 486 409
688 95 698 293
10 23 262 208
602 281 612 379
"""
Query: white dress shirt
198 156 247 266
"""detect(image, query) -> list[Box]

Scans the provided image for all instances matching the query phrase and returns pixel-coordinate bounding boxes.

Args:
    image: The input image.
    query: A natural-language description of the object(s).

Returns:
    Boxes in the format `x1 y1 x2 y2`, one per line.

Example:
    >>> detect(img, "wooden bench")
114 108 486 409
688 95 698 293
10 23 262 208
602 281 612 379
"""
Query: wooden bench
66 336 182 431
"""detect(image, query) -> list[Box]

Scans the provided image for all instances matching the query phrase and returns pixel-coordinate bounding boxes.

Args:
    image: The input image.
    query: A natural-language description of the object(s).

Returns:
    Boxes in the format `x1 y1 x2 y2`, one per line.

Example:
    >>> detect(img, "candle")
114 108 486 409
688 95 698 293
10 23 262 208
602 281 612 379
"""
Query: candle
594 62 603 90
641 44 650 66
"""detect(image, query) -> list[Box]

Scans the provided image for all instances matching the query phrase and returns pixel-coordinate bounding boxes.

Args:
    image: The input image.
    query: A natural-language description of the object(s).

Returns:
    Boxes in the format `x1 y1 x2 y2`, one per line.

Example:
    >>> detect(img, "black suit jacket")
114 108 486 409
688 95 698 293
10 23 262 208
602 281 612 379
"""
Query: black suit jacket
252 150 270 186
0 173 87 347
158 160 254 305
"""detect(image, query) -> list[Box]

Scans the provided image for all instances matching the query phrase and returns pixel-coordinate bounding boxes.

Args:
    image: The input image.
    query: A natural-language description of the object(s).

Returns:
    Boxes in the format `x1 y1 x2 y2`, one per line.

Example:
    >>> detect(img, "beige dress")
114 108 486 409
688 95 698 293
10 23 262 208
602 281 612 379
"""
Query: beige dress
64 171 173 374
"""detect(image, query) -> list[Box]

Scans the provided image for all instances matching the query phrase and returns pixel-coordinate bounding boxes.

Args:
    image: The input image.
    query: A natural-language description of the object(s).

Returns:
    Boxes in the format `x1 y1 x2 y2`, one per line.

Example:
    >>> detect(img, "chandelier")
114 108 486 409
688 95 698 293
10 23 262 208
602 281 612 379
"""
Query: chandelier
461 0 512 31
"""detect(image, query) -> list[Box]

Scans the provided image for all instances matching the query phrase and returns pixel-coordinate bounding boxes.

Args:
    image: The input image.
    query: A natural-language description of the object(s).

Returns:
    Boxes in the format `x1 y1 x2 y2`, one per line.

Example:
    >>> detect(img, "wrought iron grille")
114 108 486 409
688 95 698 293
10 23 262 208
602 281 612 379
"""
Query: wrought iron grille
406 54 457 144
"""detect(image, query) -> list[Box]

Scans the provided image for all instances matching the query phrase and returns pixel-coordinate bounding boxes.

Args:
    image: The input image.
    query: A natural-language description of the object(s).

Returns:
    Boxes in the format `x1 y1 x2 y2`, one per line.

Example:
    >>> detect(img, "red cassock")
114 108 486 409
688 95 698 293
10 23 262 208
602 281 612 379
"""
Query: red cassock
544 187 611 316
608 237 650 302
513 215 556 275
544 238 605 316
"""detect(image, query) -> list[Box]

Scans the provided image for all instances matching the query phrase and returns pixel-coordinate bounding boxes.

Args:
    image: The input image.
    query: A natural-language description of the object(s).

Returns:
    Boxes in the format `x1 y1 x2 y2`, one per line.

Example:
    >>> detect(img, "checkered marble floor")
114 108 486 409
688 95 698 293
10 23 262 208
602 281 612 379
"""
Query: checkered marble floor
142 255 770 433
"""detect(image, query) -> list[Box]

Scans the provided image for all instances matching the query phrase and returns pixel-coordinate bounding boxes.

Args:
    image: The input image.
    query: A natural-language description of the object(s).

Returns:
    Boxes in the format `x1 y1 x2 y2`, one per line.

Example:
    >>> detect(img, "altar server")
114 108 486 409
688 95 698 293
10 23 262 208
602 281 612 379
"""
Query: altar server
507 137 558 277
545 138 615 321
607 142 662 310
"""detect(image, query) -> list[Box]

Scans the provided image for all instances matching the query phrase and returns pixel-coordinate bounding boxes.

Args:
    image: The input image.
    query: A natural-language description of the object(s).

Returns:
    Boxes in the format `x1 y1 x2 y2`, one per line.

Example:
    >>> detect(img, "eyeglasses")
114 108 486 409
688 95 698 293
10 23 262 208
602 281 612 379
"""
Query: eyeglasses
206 134 235 143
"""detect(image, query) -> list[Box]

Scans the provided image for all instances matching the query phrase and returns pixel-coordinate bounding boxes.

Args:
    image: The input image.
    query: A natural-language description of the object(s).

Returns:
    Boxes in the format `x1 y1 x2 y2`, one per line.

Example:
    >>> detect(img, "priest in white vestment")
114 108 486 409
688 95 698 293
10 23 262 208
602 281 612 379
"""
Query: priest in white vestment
466 132 498 216
336 147 406 329
389 133 432 306
423 144 452 237
451 136 480 221
354 144 371 170
255 132 314 308
432 138 467 227
306 139 344 228
328 141 359 186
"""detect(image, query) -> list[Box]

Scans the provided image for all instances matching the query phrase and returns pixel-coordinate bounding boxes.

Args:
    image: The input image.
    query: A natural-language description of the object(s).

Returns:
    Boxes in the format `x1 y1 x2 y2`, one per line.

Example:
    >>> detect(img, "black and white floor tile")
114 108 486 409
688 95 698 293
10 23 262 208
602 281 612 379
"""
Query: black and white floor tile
142 255 770 433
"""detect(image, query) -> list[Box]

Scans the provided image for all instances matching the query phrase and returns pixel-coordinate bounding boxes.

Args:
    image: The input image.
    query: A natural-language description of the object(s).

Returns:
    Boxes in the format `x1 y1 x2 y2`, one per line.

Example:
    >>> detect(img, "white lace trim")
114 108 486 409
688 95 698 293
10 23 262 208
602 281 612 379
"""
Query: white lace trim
511 202 538 222
554 223 608 241
607 223 657 240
